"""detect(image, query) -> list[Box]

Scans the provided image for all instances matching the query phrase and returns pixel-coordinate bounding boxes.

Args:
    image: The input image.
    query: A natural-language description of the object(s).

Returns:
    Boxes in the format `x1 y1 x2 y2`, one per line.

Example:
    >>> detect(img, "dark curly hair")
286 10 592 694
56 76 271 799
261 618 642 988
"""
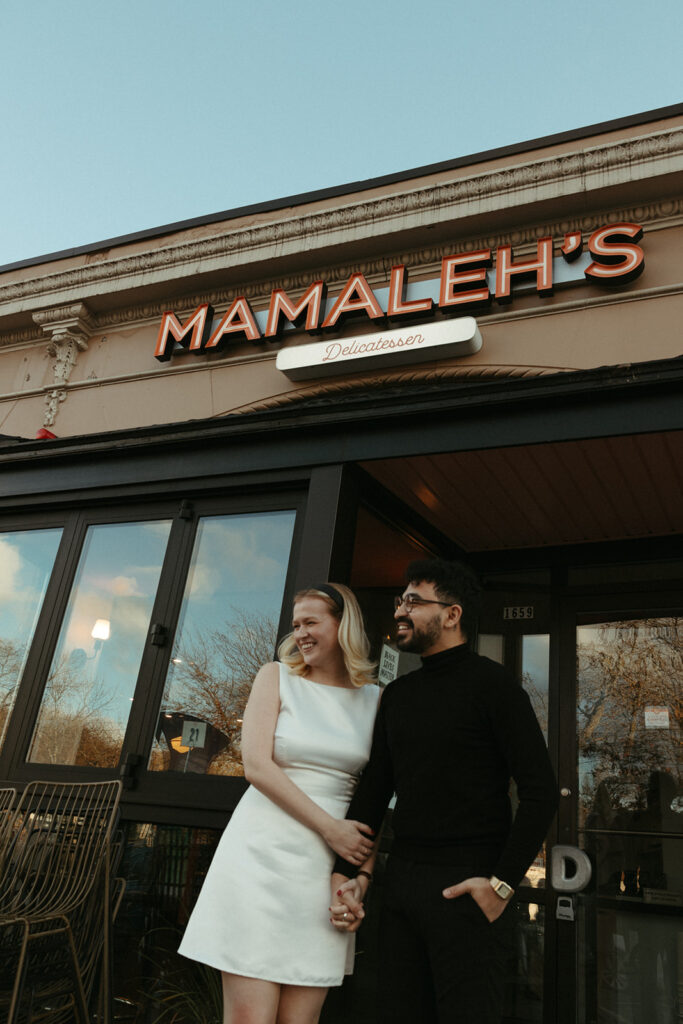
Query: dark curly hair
404 558 482 641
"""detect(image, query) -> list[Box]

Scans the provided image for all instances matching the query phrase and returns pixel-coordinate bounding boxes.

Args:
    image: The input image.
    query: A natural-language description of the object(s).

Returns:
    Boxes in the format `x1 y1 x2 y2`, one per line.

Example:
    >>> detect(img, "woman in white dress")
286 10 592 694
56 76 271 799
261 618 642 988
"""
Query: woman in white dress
178 583 380 1024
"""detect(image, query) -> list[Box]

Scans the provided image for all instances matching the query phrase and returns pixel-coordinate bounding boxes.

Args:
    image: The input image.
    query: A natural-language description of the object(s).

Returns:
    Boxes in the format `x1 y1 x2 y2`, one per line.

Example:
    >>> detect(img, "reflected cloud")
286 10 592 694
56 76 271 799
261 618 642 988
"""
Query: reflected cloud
188 563 222 600
191 515 296 601
143 521 175 539
107 575 144 598
0 538 23 603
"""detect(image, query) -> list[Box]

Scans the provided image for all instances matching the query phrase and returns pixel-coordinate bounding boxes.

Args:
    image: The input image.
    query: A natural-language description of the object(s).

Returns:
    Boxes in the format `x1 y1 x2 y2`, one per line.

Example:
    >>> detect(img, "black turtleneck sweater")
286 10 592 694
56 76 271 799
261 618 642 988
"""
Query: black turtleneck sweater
335 645 558 888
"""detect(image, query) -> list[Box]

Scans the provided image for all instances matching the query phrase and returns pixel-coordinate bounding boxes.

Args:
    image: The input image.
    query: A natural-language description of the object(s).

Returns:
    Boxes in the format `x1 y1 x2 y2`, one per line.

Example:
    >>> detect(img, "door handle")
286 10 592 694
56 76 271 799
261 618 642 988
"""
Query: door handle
149 623 168 647
550 844 592 893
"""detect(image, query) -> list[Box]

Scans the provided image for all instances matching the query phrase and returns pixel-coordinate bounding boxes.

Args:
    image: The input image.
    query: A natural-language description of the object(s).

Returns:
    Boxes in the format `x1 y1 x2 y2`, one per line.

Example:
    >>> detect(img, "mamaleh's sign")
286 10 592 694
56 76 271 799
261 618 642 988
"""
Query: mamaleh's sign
154 222 645 363
276 318 482 381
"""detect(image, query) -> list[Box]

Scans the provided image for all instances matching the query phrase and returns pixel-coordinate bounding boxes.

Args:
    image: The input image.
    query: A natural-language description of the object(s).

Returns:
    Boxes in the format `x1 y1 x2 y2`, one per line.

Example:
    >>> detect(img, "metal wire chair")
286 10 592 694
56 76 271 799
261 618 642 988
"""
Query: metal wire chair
0 779 122 1024
0 786 16 811
0 786 17 844
0 787 17 884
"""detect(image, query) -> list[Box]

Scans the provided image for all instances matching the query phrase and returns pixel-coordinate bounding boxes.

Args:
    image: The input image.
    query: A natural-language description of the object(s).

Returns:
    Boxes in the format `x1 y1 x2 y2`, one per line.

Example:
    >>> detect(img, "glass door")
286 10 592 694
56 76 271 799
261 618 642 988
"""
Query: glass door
478 573 556 1024
574 612 682 1024
144 507 298 780
26 518 173 768
109 501 300 816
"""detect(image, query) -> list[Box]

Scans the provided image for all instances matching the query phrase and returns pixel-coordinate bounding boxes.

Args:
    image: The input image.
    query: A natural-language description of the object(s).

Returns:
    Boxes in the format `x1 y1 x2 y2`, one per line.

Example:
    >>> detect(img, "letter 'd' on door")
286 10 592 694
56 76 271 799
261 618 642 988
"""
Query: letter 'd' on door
550 845 592 893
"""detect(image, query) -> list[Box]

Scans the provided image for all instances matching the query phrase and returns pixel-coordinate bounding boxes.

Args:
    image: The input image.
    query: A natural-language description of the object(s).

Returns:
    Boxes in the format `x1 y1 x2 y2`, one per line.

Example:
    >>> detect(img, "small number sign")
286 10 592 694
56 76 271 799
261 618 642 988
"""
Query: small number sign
181 720 207 749
503 606 534 620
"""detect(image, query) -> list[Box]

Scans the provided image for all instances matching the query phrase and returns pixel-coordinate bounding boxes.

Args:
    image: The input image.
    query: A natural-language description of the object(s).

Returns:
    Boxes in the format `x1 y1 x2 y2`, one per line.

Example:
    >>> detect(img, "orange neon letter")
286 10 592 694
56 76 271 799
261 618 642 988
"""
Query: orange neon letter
321 273 384 329
439 251 491 311
154 304 214 362
387 265 433 318
265 281 327 337
495 238 553 303
584 223 644 284
205 297 262 349
561 231 583 261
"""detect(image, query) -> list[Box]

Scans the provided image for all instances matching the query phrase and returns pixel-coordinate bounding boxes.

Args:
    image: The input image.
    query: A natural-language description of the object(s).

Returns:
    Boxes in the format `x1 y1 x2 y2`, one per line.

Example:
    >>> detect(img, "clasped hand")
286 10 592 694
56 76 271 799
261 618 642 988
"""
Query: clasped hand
324 819 374 864
329 878 365 933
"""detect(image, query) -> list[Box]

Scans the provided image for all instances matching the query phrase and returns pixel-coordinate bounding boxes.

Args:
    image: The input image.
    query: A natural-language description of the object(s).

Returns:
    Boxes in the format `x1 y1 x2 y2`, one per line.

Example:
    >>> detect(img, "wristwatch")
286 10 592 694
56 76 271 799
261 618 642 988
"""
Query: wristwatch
489 876 514 901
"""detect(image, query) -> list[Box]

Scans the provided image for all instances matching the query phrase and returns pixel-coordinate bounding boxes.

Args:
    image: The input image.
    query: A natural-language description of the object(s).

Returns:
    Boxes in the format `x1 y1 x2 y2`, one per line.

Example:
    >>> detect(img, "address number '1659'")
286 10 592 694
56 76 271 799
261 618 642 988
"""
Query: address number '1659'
503 606 534 620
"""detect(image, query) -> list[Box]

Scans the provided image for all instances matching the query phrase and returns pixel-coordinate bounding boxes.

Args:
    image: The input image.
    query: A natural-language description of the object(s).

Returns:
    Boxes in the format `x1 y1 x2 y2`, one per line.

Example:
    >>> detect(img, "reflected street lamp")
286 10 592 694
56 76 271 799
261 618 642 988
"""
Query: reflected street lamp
91 619 111 653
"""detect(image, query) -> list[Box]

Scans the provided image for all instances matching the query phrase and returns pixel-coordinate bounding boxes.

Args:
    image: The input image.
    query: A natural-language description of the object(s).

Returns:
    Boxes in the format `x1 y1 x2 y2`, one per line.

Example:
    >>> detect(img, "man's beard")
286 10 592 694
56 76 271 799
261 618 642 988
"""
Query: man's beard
395 613 442 654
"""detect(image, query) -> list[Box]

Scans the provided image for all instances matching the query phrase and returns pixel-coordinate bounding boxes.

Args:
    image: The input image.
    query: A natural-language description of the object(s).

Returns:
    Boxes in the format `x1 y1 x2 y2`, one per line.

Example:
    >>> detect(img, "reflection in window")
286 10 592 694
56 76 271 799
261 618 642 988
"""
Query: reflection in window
0 529 63 753
149 510 296 777
503 902 544 1023
577 619 682 833
522 634 549 743
513 635 550 889
581 832 682 902
578 889 682 1024
578 621 682 1024
28 520 172 766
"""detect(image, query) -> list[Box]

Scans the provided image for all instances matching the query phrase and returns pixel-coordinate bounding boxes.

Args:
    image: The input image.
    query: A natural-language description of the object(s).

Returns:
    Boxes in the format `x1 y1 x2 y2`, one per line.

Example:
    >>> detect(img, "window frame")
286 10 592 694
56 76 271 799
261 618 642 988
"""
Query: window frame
0 488 306 825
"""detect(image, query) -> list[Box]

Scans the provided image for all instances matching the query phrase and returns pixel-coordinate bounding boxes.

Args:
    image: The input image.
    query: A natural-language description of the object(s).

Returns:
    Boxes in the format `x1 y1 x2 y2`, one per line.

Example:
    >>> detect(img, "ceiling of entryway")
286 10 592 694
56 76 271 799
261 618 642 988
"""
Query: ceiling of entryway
359 430 683 553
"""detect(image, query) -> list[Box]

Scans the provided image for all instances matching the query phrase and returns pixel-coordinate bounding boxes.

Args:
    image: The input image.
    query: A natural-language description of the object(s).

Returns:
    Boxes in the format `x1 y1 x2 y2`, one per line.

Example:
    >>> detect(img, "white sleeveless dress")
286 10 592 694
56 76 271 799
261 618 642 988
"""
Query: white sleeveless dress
178 663 380 986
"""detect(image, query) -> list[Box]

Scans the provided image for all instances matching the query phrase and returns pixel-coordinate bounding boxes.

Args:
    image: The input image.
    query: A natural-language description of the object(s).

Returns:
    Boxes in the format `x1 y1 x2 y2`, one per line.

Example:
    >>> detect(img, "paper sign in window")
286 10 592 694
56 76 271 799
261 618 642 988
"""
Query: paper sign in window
644 706 670 729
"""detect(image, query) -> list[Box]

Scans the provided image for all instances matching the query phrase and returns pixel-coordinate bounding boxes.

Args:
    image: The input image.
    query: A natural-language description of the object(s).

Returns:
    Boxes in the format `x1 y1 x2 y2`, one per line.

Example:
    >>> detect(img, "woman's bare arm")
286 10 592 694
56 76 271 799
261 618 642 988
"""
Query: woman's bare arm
241 663 373 864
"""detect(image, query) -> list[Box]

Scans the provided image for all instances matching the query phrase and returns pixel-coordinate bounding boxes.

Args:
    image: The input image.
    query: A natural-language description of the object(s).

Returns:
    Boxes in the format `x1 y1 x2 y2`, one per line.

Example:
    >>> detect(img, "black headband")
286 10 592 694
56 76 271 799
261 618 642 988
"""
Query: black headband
312 583 345 612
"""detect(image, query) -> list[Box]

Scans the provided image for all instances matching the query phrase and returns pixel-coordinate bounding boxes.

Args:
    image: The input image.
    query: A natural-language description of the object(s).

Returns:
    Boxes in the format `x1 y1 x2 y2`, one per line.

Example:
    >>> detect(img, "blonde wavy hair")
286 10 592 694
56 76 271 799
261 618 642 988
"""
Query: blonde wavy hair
278 583 377 688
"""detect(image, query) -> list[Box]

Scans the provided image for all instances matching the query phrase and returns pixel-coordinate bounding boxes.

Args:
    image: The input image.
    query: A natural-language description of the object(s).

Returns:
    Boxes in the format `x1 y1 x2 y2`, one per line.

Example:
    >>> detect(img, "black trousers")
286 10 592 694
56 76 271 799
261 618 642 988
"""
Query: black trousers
377 856 514 1024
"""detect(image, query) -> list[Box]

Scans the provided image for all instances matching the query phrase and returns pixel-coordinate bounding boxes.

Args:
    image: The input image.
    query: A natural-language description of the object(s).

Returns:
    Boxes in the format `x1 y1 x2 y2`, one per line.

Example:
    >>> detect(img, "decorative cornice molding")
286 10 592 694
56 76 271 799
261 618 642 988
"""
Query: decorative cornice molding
66 196 683 332
0 125 680 319
0 325 43 349
32 302 95 334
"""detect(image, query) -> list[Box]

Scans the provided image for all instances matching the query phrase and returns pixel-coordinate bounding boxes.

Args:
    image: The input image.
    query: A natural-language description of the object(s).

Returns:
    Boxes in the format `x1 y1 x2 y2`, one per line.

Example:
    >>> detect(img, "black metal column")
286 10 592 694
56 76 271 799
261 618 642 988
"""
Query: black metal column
293 465 360 590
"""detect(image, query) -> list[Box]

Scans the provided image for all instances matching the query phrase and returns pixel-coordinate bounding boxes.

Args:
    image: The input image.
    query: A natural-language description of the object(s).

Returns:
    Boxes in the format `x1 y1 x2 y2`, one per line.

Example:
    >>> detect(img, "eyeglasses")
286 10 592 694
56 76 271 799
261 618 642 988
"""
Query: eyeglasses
394 593 453 612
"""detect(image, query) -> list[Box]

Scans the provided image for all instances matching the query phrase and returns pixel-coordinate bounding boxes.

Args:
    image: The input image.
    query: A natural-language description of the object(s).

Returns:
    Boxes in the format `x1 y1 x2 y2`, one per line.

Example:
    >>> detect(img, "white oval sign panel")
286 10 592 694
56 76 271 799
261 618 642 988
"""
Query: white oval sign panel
276 317 482 381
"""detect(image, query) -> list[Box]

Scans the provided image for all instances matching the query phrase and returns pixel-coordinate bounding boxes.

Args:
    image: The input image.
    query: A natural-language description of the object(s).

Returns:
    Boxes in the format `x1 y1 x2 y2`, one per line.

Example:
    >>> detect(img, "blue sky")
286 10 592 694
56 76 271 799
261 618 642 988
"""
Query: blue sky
1 0 681 268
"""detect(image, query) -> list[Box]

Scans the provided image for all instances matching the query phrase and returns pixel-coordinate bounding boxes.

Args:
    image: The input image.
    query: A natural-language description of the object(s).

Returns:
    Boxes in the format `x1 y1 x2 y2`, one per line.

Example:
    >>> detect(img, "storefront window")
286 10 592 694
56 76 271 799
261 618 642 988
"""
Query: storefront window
0 528 63 753
577 619 681 832
27 520 172 766
577 851 682 1024
577 617 682 1024
149 510 296 776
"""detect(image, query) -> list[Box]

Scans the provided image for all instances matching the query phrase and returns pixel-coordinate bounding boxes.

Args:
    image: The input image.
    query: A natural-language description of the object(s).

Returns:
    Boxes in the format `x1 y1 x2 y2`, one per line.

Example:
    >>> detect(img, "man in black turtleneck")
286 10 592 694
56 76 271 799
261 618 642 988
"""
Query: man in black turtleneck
330 558 558 1024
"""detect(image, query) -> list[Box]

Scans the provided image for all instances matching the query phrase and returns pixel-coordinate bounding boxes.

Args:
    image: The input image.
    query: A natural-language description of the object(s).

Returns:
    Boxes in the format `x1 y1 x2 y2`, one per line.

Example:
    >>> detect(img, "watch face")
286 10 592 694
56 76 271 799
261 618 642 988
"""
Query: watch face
492 878 513 900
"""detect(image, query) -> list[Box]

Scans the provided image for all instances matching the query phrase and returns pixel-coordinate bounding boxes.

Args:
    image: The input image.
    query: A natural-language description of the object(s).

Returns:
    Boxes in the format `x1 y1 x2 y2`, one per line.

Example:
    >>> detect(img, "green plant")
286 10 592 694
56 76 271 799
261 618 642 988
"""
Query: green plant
141 928 222 1024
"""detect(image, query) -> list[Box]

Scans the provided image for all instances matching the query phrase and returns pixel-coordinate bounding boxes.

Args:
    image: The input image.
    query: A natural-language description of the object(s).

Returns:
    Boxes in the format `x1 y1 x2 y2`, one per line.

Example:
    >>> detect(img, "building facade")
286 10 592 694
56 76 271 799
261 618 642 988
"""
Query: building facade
1 105 681 1023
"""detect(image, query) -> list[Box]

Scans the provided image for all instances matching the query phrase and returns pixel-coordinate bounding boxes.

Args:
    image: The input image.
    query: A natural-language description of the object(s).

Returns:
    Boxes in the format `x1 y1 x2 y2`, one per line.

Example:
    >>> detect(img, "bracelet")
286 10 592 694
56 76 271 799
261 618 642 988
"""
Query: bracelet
356 869 373 885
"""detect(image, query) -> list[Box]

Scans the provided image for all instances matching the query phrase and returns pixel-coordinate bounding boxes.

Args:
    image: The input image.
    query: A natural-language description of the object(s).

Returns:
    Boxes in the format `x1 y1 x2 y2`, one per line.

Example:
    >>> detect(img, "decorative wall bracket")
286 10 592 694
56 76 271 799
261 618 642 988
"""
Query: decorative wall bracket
33 303 94 427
